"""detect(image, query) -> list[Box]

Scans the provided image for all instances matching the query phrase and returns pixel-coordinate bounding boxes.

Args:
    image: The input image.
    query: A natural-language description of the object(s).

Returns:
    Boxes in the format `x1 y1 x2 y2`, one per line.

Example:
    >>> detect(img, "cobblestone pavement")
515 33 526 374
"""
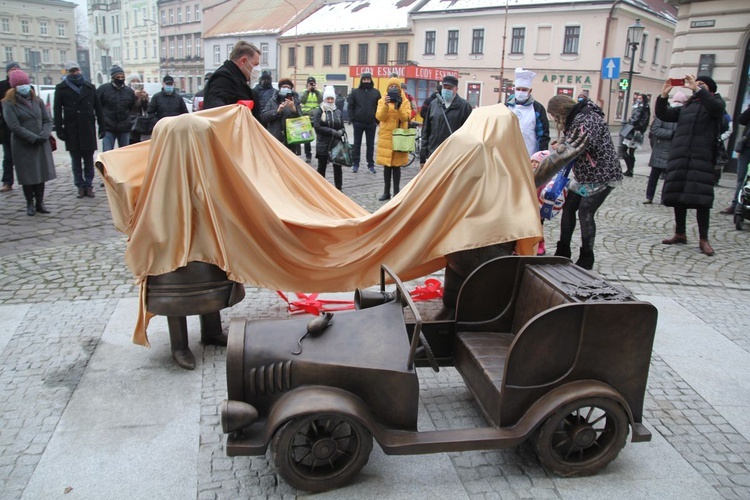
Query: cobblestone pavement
1 134 749 499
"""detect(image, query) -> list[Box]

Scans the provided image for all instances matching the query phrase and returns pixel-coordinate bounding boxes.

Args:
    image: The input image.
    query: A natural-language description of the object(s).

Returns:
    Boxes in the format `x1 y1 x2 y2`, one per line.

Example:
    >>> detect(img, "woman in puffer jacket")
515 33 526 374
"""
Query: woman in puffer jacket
644 92 686 204
546 95 623 270
374 77 411 201
312 86 346 191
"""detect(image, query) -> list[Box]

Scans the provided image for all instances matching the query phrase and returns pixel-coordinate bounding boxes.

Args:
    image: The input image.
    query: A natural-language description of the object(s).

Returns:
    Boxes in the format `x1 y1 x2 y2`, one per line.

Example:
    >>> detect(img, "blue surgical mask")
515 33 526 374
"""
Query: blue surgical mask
279 88 292 97
515 91 529 103
164 85 174 94
441 89 454 102
16 84 31 96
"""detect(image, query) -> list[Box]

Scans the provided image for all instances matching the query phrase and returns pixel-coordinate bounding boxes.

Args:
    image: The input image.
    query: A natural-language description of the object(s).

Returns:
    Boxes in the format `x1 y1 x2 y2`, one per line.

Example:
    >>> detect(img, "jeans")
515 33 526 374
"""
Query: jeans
674 206 710 240
558 187 613 254
103 131 130 152
732 148 749 211
351 122 376 168
70 150 96 188
2 139 13 185
316 156 342 190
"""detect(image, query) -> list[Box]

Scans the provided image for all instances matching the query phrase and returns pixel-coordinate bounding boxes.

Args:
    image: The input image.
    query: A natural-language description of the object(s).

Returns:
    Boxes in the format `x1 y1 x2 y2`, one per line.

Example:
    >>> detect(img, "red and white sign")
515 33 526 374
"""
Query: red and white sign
349 65 459 81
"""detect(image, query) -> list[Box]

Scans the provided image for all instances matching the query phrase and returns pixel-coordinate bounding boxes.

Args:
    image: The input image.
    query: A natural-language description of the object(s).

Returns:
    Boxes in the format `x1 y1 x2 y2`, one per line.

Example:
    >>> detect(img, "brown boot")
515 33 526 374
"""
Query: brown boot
699 239 715 256
662 234 688 245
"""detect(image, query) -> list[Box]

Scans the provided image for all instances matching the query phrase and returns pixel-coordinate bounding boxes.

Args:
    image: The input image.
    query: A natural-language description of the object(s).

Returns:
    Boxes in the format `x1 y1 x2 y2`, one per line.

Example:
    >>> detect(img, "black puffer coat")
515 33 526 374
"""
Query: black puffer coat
312 107 344 158
96 82 136 133
203 60 260 121
147 91 188 121
655 89 726 208
261 90 302 151
647 117 677 170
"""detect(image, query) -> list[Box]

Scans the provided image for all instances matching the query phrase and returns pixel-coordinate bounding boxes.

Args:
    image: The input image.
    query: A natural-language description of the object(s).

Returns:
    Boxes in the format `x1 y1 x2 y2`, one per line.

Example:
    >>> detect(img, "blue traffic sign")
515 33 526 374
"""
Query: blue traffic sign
601 58 621 80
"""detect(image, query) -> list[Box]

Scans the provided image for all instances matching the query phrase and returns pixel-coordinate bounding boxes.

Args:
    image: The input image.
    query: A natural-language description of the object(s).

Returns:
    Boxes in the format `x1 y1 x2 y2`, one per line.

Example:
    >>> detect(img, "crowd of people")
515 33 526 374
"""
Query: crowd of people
1 39 747 263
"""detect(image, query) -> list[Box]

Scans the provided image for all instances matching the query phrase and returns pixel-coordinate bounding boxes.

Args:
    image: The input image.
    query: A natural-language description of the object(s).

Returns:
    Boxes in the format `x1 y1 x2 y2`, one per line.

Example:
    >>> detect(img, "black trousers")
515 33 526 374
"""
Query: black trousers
317 156 342 190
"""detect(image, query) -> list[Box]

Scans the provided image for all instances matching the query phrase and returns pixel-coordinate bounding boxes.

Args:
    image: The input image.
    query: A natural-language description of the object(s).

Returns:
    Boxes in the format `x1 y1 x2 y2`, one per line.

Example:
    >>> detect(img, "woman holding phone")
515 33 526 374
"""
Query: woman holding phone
374 77 411 201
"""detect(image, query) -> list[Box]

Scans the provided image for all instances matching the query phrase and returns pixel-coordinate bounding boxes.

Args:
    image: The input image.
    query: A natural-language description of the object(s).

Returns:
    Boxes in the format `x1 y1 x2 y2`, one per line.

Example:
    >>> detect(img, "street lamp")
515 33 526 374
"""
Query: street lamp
622 18 645 123
282 0 299 86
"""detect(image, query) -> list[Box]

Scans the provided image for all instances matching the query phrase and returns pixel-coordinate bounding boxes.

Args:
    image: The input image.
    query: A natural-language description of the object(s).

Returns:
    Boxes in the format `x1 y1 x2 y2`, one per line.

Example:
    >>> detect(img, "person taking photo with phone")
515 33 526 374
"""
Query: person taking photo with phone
261 78 302 153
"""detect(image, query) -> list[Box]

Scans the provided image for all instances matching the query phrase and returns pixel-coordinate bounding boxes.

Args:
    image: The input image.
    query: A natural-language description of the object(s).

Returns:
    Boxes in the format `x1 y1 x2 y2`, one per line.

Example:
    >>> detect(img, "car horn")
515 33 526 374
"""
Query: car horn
354 289 404 309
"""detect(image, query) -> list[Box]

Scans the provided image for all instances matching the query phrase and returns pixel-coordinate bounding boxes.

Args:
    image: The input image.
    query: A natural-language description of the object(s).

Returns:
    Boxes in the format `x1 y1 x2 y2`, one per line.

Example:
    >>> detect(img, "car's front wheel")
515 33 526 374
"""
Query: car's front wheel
272 414 373 492
532 397 629 477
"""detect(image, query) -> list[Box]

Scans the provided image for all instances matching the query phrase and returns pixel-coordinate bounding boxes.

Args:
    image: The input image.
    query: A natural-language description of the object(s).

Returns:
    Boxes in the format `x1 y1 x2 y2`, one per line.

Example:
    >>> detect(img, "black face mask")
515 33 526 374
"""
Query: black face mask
261 80 271 89
113 78 125 88
68 73 84 84
361 81 373 89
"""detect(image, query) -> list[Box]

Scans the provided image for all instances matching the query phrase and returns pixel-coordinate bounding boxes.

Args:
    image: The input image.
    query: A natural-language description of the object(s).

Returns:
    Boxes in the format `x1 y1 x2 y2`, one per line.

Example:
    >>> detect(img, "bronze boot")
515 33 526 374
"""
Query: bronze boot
167 316 196 370
200 312 228 346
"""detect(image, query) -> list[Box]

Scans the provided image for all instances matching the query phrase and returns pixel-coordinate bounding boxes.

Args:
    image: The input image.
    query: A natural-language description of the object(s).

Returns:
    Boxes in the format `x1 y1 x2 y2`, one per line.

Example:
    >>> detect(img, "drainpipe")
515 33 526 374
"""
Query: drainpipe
598 0 625 114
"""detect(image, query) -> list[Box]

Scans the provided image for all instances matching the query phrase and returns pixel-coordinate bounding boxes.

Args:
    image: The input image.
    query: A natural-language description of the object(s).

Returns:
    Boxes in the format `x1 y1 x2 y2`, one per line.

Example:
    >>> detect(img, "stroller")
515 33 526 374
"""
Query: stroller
736 169 750 230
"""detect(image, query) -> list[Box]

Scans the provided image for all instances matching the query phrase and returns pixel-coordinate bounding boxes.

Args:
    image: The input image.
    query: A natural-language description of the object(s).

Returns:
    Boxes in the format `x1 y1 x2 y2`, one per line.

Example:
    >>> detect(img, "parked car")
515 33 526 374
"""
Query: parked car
220 256 658 492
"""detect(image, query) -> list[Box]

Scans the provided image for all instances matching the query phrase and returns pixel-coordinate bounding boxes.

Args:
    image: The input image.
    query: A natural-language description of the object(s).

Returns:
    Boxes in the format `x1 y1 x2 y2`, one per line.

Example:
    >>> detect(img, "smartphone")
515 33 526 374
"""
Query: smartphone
669 78 685 87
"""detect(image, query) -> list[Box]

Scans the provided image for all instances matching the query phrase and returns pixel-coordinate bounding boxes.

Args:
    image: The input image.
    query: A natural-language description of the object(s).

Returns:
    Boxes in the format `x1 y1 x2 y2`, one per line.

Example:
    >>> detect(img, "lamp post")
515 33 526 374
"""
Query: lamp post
622 18 644 123
282 0 299 87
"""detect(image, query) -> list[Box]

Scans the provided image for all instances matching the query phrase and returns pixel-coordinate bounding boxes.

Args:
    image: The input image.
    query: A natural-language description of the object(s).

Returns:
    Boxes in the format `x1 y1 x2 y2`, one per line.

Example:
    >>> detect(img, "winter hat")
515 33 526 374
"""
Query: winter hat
9 70 30 87
278 78 293 89
126 73 141 84
442 75 459 87
323 85 336 100
65 61 80 72
110 65 125 78
671 91 688 105
514 68 536 88
307 76 316 84
530 150 550 164
163 74 174 84
695 75 717 93
6 61 20 74
260 70 272 82
360 72 372 80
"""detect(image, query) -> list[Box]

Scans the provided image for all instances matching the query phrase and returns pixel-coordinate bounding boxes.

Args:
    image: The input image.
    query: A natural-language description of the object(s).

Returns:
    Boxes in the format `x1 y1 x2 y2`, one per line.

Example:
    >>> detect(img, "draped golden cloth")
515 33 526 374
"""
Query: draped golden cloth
96 104 542 346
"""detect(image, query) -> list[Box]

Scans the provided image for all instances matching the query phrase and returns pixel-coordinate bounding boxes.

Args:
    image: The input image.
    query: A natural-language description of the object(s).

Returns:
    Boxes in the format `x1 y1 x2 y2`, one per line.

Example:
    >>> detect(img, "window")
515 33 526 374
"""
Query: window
4 47 13 62
24 48 31 63
40 21 48 36
21 20 29 34
132 8 138 27
652 37 660 65
144 40 148 58
562 26 580 54
169 9 174 24
195 37 201 57
511 27 525 54
425 31 435 55
340 44 349 65
161 41 167 59
447 30 459 55
169 39 175 58
305 46 314 66
260 42 268 64
227 44 232 58
42 49 50 63
177 8 182 23
186 6 191 22
396 42 408 64
101 15 106 34
58 22 66 37
213 45 220 64
357 43 368 65
195 5 201 21
288 46 296 67
186 38 192 57
113 15 118 34
471 29 484 54
134 41 139 59
58 49 67 63
1 18 10 32
178 38 183 58
639 34 648 62
161 10 166 25
377 43 388 65
323 45 332 66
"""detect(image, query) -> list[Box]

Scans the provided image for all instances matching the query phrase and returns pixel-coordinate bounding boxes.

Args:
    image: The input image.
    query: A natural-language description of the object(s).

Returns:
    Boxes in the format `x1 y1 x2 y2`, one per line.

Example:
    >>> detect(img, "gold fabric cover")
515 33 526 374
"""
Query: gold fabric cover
96 104 541 346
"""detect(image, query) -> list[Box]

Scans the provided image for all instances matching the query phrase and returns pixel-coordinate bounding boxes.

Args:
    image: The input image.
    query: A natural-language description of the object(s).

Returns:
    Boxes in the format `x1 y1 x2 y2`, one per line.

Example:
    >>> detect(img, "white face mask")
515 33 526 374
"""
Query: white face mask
244 61 261 82
515 91 529 103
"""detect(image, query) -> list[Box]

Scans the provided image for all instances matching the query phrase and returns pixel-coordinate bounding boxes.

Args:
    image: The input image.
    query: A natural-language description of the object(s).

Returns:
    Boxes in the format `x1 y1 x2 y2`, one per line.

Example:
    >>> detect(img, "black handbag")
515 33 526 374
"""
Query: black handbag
329 131 353 167
618 123 634 139
132 114 156 135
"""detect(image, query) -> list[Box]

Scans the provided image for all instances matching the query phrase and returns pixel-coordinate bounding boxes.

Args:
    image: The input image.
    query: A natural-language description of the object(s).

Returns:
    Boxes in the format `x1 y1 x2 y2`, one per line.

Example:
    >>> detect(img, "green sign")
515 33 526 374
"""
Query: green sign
619 78 629 90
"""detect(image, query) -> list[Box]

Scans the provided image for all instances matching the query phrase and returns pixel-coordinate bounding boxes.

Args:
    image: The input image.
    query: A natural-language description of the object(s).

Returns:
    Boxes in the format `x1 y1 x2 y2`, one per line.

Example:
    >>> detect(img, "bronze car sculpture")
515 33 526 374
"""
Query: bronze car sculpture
220 255 658 492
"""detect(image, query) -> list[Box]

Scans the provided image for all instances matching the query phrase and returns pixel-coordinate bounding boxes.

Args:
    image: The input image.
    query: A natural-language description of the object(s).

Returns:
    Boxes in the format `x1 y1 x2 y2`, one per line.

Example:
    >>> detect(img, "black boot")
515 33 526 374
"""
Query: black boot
379 167 392 200
575 248 595 270
393 167 401 196
34 183 50 214
554 241 571 258
23 185 35 216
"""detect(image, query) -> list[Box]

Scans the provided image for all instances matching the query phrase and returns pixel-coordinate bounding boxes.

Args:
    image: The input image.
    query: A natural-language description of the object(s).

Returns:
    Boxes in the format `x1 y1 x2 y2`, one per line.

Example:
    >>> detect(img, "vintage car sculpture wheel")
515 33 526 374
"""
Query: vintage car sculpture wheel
272 414 374 492
533 397 629 477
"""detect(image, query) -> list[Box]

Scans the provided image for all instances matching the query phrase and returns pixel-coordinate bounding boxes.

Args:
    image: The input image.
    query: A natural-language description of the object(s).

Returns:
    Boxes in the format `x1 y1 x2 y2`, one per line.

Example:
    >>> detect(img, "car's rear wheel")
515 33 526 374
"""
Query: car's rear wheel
272 414 373 492
533 397 629 477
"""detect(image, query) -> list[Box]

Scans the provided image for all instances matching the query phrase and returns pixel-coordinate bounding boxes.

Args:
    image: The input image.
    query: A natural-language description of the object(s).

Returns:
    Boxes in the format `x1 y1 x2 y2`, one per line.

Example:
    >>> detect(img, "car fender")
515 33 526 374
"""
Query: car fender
263 385 381 444
513 379 648 442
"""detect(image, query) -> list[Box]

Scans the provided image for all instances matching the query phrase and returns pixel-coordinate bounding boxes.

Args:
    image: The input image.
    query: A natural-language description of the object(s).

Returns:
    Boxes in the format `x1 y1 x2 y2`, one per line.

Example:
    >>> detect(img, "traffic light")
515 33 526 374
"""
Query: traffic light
619 78 629 90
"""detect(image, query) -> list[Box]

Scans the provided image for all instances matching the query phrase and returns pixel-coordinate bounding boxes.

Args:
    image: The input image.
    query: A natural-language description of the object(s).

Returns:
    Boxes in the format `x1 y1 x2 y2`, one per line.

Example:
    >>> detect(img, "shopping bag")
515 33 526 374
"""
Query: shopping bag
329 132 353 167
392 127 417 152
285 115 316 145
132 114 156 135
539 162 573 220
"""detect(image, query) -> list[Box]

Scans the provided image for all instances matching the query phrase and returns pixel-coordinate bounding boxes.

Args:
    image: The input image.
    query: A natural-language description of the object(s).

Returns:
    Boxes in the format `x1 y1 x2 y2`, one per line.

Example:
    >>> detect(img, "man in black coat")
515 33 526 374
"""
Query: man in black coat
656 75 726 256
54 61 105 199
420 75 473 165
252 71 275 127
346 72 381 173
147 75 188 123
0 61 20 192
97 64 136 152
203 41 261 121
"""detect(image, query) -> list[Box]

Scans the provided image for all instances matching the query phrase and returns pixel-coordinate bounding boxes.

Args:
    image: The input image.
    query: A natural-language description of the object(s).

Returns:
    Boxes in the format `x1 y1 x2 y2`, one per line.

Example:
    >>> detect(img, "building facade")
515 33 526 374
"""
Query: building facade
157 0 203 92
121 0 160 84
0 0 77 85
88 0 122 85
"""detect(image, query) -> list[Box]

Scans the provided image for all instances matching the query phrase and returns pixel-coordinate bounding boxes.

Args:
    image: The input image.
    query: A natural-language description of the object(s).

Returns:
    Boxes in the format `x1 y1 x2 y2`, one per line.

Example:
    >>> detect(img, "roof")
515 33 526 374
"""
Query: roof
280 0 420 37
204 0 317 38
414 0 676 23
